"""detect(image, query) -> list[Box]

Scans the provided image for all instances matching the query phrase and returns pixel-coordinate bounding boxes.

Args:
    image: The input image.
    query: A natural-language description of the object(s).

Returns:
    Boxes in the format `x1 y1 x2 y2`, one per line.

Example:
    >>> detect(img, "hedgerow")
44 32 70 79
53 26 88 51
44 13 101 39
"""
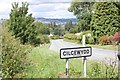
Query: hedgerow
64 33 77 40
1 27 30 78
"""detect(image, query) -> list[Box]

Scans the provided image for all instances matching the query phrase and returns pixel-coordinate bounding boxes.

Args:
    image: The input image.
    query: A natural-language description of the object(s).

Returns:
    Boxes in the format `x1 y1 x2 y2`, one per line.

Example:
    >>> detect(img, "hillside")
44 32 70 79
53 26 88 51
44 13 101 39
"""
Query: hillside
36 18 77 24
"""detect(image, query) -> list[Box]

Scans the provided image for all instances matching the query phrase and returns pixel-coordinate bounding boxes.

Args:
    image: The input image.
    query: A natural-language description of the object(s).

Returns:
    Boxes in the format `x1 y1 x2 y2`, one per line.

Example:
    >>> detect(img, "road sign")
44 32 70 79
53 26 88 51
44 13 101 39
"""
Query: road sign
60 47 92 59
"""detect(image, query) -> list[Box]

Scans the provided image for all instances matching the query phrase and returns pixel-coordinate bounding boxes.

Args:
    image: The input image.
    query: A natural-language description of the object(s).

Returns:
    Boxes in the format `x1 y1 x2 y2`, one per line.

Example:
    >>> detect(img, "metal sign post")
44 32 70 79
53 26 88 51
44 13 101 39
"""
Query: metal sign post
82 35 86 77
82 35 86 47
66 59 69 77
60 35 92 78
83 57 86 77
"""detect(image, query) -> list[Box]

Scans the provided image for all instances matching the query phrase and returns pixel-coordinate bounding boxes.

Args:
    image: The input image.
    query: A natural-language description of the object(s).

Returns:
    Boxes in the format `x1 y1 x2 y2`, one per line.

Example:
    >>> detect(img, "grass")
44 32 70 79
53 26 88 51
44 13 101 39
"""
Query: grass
24 44 84 78
23 44 119 78
64 39 118 50
86 44 118 50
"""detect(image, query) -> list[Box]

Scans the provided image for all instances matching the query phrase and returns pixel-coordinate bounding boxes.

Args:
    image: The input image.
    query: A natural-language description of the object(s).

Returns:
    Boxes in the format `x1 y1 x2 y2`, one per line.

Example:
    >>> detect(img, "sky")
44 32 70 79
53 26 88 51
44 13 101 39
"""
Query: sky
0 0 76 19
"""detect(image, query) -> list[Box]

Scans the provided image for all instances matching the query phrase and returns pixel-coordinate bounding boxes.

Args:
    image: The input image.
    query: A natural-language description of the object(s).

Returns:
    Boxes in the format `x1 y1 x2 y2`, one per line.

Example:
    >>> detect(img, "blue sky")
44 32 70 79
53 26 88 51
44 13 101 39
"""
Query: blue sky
0 0 76 19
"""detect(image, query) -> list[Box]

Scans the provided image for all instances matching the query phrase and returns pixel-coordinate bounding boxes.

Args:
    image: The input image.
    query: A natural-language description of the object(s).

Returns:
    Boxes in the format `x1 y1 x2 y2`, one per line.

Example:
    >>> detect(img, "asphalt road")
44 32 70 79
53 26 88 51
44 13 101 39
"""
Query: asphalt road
49 39 119 63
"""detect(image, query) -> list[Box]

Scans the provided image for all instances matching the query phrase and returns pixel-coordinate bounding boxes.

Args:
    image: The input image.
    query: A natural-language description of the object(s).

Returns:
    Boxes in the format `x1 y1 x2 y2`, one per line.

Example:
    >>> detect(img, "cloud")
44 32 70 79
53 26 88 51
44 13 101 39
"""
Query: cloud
33 10 75 18
0 0 75 19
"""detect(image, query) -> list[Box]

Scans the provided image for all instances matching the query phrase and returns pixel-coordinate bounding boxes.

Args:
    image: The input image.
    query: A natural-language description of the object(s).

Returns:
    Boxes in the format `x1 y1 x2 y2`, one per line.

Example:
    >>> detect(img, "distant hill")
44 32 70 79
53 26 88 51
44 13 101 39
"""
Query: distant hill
36 18 77 24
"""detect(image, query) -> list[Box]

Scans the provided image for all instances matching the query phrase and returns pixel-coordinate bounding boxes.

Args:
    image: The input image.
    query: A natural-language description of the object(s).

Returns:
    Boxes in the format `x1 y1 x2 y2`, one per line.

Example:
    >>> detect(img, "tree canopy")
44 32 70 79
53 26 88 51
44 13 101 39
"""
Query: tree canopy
68 1 94 32
91 2 120 40
64 20 73 31
8 2 37 44
35 21 50 35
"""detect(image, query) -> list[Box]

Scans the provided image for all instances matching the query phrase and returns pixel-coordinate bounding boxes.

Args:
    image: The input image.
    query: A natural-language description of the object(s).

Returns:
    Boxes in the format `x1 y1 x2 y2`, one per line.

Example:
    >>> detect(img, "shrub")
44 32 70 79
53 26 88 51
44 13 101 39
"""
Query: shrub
81 31 91 36
32 38 41 46
88 37 94 44
8 2 37 45
108 36 113 45
64 33 77 40
1 27 30 78
113 32 120 44
43 35 50 44
99 35 109 45
37 34 50 44
50 35 60 40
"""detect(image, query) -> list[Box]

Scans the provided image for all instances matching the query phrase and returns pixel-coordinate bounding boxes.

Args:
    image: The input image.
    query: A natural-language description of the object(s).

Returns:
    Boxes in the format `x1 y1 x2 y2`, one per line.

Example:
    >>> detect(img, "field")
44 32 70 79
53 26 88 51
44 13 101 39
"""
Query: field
24 44 119 78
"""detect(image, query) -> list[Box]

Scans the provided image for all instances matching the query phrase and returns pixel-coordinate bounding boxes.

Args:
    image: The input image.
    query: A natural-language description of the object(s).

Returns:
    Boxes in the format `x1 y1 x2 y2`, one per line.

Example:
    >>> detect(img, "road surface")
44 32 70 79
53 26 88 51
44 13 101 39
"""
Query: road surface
49 39 119 63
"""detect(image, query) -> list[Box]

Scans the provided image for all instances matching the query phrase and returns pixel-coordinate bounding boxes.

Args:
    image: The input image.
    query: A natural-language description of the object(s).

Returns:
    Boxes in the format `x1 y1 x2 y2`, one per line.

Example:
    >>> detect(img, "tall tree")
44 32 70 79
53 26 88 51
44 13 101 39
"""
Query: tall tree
65 20 73 31
68 1 94 31
90 2 120 41
8 2 37 44
54 28 65 36
35 21 50 35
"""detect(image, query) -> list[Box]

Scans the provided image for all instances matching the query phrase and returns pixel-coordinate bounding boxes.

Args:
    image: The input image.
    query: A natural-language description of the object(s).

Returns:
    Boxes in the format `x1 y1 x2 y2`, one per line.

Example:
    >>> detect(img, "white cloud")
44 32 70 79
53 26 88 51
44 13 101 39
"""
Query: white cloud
0 0 75 19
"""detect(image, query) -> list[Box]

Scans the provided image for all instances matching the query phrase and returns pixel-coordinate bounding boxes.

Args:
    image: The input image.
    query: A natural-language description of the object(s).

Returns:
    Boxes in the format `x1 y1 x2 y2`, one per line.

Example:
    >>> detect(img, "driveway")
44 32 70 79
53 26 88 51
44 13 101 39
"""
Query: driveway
49 39 119 63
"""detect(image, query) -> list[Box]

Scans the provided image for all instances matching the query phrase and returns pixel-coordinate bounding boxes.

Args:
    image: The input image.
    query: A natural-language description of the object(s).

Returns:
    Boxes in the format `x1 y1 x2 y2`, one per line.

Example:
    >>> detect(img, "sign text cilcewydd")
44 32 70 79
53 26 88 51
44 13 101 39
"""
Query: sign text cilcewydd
60 47 92 59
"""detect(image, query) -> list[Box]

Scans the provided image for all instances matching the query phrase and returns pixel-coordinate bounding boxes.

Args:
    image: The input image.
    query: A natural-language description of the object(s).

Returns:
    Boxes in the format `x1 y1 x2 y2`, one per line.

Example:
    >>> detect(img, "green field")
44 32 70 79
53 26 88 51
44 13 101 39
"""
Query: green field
23 44 119 78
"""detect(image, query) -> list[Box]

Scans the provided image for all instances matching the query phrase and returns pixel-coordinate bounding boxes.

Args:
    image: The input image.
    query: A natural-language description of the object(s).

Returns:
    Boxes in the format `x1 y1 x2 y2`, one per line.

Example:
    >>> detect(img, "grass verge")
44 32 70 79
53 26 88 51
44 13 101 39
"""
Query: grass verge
23 44 119 78
64 39 118 50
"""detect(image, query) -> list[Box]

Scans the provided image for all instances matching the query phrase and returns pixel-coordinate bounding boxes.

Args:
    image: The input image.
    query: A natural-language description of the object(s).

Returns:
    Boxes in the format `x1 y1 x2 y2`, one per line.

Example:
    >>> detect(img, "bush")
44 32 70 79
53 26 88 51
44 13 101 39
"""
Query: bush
32 38 41 46
99 35 109 45
50 35 60 40
43 35 50 44
1 27 30 78
37 34 50 44
88 37 94 44
113 32 120 44
81 31 91 36
64 33 77 40
108 36 113 45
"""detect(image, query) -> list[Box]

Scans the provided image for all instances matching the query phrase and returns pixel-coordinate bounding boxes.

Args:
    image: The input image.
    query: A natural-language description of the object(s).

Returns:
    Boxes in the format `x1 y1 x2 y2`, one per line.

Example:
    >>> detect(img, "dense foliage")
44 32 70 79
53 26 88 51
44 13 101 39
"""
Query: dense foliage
1 27 30 78
48 22 65 36
34 21 50 45
37 34 50 44
64 33 77 40
91 2 120 42
69 25 79 33
50 35 63 40
8 2 37 45
68 1 120 45
68 1 94 32
64 20 73 31
35 21 50 35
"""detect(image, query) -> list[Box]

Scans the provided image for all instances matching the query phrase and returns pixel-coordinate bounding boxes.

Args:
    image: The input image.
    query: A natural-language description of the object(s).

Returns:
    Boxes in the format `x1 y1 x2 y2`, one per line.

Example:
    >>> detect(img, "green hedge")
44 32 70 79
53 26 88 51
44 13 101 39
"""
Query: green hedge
64 33 77 40
50 35 63 40
1 27 30 78
37 34 50 44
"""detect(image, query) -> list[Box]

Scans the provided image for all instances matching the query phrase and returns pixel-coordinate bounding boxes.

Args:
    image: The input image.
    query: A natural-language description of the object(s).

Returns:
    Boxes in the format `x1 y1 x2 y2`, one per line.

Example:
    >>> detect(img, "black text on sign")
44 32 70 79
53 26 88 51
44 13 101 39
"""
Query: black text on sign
60 47 92 59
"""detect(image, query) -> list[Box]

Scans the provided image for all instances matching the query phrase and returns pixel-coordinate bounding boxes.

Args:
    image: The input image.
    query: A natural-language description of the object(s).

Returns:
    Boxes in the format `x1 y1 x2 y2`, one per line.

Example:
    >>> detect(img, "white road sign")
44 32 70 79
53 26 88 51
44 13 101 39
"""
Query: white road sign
60 47 92 59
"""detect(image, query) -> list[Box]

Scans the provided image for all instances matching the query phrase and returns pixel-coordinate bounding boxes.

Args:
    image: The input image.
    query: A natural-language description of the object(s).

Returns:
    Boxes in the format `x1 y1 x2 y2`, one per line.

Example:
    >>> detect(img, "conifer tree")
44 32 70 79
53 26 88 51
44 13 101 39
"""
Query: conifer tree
9 2 37 44
90 2 120 41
